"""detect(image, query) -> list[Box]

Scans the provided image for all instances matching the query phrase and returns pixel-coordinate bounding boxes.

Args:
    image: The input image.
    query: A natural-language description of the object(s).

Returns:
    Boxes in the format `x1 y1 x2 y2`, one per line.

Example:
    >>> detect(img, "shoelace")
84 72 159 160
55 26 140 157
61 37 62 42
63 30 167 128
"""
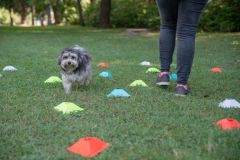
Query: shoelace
159 72 170 77
176 84 189 90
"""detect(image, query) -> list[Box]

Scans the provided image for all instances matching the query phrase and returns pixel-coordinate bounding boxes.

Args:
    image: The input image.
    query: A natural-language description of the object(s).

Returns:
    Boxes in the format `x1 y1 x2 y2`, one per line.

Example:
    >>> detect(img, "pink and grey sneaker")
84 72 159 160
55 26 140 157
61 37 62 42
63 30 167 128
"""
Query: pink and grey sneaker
175 84 189 96
156 72 170 86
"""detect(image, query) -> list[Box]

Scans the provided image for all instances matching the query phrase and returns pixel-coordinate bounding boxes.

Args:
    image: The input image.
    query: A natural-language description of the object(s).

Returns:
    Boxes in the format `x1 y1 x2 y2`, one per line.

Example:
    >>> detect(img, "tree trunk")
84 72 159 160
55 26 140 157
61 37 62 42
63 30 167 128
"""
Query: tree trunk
52 0 62 24
20 2 27 24
77 0 85 26
20 12 26 24
31 5 35 26
148 0 155 4
99 0 111 28
53 9 61 24
40 12 45 26
47 4 52 25
8 7 13 26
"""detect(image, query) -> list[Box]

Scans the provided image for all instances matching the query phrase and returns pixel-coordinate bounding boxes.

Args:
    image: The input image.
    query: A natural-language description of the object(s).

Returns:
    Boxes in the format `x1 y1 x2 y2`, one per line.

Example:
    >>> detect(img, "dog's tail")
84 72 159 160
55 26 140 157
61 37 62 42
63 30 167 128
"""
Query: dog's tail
72 45 86 53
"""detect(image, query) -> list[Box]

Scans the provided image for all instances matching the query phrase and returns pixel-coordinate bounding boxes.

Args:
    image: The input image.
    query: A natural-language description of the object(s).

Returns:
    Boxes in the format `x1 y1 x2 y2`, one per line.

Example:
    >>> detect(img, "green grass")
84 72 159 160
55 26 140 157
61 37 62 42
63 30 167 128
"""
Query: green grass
0 26 239 160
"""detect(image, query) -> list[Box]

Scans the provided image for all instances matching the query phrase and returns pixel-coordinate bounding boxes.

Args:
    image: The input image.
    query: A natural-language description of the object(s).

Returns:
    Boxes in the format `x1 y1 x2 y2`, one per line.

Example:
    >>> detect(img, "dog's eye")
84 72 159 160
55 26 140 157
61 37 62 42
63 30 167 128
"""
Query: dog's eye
63 56 68 59
71 56 76 60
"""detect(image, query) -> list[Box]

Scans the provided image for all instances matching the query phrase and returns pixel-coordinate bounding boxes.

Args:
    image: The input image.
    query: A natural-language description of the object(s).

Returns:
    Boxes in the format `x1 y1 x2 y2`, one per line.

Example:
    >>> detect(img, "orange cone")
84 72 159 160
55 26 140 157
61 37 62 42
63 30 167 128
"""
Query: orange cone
211 67 222 72
215 118 240 130
67 137 109 157
97 62 109 67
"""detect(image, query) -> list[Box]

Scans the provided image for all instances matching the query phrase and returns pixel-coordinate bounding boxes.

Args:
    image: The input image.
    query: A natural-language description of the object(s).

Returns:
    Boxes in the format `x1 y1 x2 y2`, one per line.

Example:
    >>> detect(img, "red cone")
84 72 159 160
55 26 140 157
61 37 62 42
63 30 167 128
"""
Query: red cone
211 67 222 72
67 137 109 157
97 62 109 67
215 118 240 130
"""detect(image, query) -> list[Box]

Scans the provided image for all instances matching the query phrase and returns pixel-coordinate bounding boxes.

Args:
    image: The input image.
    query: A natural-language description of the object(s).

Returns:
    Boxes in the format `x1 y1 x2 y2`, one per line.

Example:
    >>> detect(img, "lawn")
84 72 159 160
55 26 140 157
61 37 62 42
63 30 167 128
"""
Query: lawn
0 26 239 160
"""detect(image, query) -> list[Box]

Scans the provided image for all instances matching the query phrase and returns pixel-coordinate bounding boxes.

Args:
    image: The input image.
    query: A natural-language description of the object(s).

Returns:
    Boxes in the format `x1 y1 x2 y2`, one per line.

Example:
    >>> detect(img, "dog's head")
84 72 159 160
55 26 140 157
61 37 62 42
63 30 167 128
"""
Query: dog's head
58 47 90 73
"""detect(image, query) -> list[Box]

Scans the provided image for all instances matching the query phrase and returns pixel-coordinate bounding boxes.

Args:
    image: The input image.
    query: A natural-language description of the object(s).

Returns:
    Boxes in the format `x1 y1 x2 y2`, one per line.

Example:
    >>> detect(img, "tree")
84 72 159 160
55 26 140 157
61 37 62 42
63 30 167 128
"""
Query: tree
27 0 36 26
51 0 63 24
0 0 14 26
14 0 29 24
77 0 85 26
99 0 111 28
46 4 52 25
30 5 35 25
33 0 47 26
148 0 155 4
200 0 240 32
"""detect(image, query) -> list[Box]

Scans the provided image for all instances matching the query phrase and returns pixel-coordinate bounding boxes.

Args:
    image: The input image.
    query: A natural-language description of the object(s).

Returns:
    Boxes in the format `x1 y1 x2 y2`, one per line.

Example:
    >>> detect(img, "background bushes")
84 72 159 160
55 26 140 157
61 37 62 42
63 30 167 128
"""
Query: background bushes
1 0 239 32
200 0 240 32
84 0 240 32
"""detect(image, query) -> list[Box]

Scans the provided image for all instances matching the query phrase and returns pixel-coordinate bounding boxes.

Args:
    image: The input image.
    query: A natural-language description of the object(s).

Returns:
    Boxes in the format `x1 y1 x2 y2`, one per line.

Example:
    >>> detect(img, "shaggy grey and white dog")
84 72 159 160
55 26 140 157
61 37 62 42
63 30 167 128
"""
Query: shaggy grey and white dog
58 46 92 94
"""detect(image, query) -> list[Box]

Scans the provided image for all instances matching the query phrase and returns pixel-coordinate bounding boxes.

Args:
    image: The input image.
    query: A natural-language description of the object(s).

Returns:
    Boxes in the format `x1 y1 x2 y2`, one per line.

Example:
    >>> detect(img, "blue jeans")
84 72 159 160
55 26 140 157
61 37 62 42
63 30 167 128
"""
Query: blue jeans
156 0 207 85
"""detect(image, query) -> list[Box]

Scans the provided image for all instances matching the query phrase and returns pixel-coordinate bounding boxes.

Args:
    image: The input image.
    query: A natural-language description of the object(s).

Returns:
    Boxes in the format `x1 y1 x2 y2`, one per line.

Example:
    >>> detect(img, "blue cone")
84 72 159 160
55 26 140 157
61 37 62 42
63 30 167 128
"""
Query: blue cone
170 73 177 80
99 71 112 78
107 88 130 97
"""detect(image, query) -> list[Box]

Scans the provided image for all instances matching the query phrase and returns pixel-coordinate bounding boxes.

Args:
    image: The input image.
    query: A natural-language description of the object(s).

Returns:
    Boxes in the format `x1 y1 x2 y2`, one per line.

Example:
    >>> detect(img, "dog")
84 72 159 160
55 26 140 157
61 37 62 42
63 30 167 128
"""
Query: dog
58 45 92 94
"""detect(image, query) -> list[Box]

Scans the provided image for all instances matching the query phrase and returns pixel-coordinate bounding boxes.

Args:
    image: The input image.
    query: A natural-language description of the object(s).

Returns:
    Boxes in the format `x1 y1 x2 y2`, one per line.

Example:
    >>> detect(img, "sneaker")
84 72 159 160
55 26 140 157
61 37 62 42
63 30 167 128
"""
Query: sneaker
156 72 170 86
175 84 189 96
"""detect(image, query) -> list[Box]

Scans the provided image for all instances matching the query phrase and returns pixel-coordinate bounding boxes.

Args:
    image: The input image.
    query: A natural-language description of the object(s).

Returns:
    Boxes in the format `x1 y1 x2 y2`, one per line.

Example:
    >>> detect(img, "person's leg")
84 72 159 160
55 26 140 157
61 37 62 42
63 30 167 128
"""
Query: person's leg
176 0 207 85
156 0 179 72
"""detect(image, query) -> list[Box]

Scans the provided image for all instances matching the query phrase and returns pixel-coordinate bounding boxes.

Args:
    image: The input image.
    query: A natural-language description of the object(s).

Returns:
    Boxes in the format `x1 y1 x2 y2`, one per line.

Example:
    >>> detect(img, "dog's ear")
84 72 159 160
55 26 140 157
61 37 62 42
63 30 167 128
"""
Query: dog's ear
58 48 68 65
77 51 91 72
58 54 62 65
79 54 90 71
77 49 90 65
81 54 91 65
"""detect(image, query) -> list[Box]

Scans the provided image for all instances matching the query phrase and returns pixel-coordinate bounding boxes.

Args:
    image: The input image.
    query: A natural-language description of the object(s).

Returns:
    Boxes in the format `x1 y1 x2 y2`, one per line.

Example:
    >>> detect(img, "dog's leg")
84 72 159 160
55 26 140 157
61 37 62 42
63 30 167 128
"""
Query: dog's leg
84 71 92 86
63 81 72 94
62 74 72 94
84 79 90 86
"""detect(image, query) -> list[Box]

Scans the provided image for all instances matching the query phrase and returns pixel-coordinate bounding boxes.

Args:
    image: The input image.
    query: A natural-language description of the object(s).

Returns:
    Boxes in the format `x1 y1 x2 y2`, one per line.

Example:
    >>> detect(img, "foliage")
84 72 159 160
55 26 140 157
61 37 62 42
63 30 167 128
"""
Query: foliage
0 0 14 10
0 0 240 31
0 8 8 24
62 0 78 24
84 0 100 27
200 0 240 32
84 0 240 31
84 0 159 29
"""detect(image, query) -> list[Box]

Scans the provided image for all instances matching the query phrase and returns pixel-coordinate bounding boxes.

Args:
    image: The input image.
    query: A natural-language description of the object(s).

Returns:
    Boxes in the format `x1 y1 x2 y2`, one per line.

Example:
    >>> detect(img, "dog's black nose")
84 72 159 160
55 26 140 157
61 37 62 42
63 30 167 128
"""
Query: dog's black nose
68 62 71 65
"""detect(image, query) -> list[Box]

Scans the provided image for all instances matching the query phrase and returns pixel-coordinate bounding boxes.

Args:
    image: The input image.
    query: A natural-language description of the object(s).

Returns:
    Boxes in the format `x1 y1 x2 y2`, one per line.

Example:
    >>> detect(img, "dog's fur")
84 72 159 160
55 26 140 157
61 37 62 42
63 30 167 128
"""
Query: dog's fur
58 46 92 94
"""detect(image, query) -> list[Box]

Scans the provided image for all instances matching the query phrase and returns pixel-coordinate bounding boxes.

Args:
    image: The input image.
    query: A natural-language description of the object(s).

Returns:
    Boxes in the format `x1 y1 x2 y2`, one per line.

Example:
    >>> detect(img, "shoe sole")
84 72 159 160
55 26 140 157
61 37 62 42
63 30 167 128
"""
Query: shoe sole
156 82 170 86
175 93 187 97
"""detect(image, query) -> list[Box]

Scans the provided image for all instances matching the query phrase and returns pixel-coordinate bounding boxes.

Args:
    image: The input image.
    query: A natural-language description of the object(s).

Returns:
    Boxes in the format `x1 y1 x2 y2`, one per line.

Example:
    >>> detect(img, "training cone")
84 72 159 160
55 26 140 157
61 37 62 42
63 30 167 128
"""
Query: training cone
67 137 109 158
214 118 240 130
107 88 130 97
219 99 240 108
170 73 177 80
145 67 160 73
3 66 17 71
211 67 222 72
99 71 112 78
129 80 148 87
97 62 109 67
54 102 84 114
139 61 151 66
44 76 62 83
